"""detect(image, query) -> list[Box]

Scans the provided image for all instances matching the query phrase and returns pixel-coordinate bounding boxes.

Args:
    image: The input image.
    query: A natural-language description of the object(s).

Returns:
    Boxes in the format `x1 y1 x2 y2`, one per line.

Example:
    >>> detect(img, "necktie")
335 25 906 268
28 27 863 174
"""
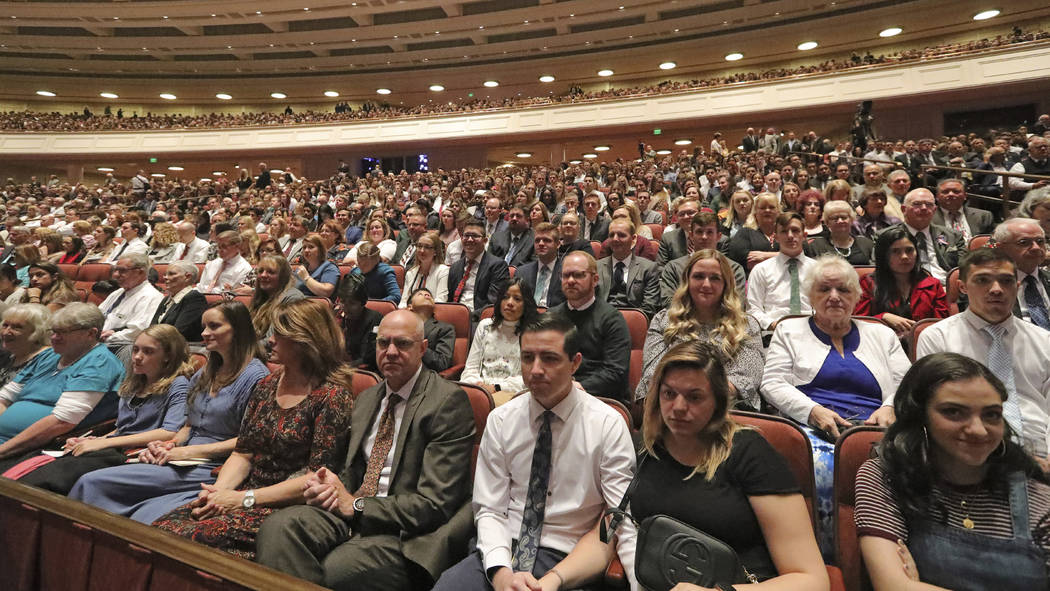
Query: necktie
1024 275 1050 330
283 239 294 257
612 261 626 295
209 260 230 291
788 258 801 314
111 240 128 262
950 214 968 241
512 410 553 574
453 259 475 303
505 236 519 264
535 265 550 304
913 232 929 268
982 324 1026 446
354 393 402 498
400 244 415 267
156 295 172 320
178 245 189 260
106 290 127 314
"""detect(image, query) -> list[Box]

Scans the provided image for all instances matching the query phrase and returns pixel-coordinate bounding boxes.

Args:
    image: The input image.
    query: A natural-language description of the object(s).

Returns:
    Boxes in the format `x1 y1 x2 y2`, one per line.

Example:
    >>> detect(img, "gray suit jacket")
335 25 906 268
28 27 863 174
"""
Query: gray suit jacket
597 255 662 318
660 254 747 308
339 368 475 581
932 206 994 238
657 227 689 265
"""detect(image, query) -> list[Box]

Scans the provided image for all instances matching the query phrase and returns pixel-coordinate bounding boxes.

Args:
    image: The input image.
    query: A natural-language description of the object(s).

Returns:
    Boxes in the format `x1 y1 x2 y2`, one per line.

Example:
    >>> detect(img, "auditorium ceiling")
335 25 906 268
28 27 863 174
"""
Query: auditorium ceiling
1 0 1047 106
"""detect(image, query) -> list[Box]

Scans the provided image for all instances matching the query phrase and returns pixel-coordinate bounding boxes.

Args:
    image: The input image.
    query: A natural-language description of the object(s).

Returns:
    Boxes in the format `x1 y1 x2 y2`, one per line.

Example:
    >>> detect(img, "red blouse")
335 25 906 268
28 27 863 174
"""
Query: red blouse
855 274 950 320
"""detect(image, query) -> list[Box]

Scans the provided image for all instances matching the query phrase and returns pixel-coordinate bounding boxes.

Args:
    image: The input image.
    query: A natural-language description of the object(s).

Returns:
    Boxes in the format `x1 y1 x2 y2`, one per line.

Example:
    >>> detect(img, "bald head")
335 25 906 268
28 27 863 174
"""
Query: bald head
902 188 936 230
376 309 427 389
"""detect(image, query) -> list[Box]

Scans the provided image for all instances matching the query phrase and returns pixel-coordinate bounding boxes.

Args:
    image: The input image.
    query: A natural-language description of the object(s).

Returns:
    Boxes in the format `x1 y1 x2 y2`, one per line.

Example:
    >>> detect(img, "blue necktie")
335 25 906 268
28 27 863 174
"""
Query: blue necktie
983 324 1026 448
512 410 553 574
1023 275 1050 330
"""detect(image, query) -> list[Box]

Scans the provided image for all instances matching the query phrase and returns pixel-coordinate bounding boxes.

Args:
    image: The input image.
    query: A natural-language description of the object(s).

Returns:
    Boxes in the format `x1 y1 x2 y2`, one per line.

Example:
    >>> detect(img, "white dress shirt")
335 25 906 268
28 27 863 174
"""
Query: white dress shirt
746 253 813 329
196 254 252 294
105 237 148 263
1009 160 1049 192
99 280 164 343
473 385 636 587
904 223 946 285
459 253 483 312
361 365 421 498
917 309 1050 457
172 237 210 264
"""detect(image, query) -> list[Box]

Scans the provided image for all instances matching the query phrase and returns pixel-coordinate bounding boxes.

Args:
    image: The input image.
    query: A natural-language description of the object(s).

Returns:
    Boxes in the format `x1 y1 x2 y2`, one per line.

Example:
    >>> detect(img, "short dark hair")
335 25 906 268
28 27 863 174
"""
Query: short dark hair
521 312 580 358
775 211 804 231
690 211 719 231
959 247 1015 281
462 219 487 238
0 264 17 282
335 272 368 305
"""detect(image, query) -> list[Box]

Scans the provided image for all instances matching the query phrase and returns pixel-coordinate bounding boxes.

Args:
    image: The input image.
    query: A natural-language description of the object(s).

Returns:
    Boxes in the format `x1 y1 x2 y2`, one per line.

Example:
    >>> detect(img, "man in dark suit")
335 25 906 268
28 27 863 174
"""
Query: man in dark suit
515 223 565 308
657 198 700 265
486 206 534 268
597 219 661 318
879 188 965 286
992 218 1050 330
580 192 610 242
916 138 948 185
555 212 595 258
778 131 802 157
391 206 428 268
406 288 455 373
447 220 510 321
480 196 508 239
256 310 476 591
931 178 994 242
150 260 206 342
741 127 760 153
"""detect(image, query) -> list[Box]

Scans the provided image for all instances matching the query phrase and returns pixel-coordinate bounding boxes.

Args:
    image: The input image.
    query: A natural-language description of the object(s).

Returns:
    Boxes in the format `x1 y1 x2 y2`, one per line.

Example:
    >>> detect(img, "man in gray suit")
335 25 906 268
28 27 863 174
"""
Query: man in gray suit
256 310 476 591
931 178 994 242
660 212 746 307
597 218 661 318
657 198 700 265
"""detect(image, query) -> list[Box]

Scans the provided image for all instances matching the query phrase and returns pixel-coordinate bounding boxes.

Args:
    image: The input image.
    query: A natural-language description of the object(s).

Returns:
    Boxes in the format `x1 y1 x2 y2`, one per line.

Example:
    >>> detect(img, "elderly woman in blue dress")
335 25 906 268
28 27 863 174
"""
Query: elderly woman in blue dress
69 301 269 524
760 254 910 556
0 303 125 468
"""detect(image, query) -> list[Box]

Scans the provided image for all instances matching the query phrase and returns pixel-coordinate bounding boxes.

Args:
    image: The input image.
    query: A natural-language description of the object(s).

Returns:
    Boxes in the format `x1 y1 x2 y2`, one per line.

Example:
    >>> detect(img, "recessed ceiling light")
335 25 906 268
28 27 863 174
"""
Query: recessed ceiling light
879 27 902 37
583 153 598 159
324 90 339 97
215 93 232 100
167 166 184 171
151 173 166 178
36 90 56 97
797 41 818 51
99 92 119 99
659 61 677 70
597 69 614 77
429 84 445 91
569 159 582 165
270 169 284 175
515 152 532 158
376 88 392 95
594 145 611 151
725 53 743 61
539 75 555 83
212 171 225 176
674 139 692 146
973 9 1000 20
96 167 114 172
483 80 499 88
656 149 672 155
270 92 287 99
159 93 177 100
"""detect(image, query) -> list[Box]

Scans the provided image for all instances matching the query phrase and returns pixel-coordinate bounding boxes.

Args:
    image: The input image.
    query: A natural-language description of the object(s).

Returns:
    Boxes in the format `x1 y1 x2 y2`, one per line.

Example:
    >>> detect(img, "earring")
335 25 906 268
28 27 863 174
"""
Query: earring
994 439 1007 458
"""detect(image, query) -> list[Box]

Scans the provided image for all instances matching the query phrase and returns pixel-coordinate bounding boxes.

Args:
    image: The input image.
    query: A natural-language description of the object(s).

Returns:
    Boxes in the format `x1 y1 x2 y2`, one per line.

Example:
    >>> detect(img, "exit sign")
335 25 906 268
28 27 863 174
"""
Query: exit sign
653 129 661 135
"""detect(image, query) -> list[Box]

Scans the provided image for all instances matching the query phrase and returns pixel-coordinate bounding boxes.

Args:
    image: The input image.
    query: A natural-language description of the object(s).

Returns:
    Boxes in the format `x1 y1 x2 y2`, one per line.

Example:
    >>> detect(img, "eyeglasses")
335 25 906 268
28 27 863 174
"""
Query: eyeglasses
376 336 420 351
51 326 88 336
461 233 485 241
1011 237 1047 248
414 243 435 250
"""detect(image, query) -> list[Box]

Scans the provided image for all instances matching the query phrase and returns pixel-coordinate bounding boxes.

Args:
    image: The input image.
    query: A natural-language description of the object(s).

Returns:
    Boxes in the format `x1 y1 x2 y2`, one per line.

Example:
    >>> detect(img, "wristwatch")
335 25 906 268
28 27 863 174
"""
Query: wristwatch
353 497 366 513
242 489 256 509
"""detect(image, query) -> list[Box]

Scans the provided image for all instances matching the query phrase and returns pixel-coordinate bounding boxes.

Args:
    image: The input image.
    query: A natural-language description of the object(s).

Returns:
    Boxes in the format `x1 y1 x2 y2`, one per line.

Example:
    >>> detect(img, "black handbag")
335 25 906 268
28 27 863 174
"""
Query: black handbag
601 455 757 591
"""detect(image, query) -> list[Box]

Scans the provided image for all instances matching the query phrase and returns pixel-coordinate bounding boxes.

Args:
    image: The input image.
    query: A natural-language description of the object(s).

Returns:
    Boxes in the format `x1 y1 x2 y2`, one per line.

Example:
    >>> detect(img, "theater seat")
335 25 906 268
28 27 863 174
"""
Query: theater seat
455 382 495 473
40 512 93 590
433 302 471 379
364 299 396 316
968 234 990 250
389 264 406 292
77 263 113 283
591 241 604 259
57 263 80 280
597 397 632 430
350 370 380 399
908 318 941 362
946 267 961 315
89 531 153 591
852 315 890 329
834 426 885 591
619 308 648 396
0 496 39 590
646 224 663 241
853 265 875 283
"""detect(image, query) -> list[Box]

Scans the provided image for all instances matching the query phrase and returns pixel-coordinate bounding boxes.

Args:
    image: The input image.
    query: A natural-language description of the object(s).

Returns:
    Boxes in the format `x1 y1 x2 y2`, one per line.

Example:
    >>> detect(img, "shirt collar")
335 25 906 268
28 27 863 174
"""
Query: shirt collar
613 253 633 267
568 294 596 311
389 364 423 402
904 223 930 237
528 384 583 424
171 285 194 303
962 308 1014 334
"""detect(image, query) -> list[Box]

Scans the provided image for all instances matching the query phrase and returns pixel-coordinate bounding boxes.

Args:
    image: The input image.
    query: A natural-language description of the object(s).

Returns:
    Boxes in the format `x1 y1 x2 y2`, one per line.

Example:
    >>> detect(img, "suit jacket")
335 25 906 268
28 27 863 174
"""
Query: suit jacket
932 206 994 238
879 223 965 273
600 234 659 262
515 259 565 308
338 368 475 581
779 140 802 157
422 317 455 373
1013 268 1050 321
487 228 535 268
345 308 382 372
971 162 1006 197
657 227 690 265
482 218 508 239
741 135 760 153
581 216 610 242
447 251 510 319
391 230 415 267
597 255 662 318
152 289 206 342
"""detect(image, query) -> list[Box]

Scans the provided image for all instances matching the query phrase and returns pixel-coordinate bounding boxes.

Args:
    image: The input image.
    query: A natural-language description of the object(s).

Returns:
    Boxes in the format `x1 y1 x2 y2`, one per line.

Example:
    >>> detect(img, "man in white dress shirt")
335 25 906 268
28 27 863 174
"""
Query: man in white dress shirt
104 220 149 264
432 313 637 591
98 253 164 357
747 212 813 330
195 231 252 294
171 221 209 263
916 248 1050 466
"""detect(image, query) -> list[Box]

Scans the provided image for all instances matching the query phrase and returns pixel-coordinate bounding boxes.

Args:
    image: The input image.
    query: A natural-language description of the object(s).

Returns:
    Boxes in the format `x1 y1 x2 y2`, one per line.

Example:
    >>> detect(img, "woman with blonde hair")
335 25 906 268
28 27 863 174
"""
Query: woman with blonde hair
239 229 261 266
719 190 754 237
400 231 449 307
149 222 180 263
727 192 781 269
637 249 764 409
248 255 305 341
155 299 354 559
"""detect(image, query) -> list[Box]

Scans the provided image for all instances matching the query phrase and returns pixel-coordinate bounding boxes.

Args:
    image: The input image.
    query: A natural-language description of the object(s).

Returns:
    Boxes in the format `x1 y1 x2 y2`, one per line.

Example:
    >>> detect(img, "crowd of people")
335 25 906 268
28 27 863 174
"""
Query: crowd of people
0 110 1049 591
0 25 1046 133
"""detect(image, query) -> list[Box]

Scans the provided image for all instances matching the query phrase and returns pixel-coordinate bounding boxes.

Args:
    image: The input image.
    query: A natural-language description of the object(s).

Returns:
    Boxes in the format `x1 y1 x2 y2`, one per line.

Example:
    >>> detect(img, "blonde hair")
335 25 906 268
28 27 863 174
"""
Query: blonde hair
744 193 779 230
151 222 178 248
664 250 750 358
642 340 748 480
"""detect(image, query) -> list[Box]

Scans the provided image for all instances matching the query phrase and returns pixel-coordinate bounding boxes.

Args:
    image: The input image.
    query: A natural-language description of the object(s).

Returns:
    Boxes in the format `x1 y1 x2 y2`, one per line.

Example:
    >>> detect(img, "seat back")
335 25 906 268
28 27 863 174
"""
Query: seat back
946 267 961 314
77 263 113 282
389 264 405 291
834 426 885 591
455 382 495 474
908 317 941 362
152 264 169 288
364 299 396 316
853 265 875 283
350 370 381 399
337 264 355 278
646 223 664 241
597 397 633 430
0 495 40 590
968 234 991 250
433 302 472 379
619 308 648 395
57 263 81 280
852 315 890 329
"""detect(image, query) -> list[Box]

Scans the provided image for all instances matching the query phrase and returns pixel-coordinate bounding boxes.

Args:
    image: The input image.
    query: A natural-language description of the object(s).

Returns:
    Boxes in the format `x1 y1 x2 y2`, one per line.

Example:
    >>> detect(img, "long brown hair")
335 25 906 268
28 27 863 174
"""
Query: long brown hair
250 255 297 337
119 324 196 399
189 301 262 405
271 299 355 390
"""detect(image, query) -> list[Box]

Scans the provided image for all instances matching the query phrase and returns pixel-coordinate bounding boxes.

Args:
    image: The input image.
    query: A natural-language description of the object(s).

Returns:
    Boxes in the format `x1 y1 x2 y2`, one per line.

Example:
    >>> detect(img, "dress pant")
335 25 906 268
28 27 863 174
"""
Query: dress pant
255 505 412 591
432 546 601 591
18 448 128 494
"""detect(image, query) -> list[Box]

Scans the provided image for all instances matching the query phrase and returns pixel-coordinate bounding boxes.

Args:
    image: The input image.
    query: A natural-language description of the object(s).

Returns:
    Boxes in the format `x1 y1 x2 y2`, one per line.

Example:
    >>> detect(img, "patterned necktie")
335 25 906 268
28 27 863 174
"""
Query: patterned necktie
982 324 1025 444
512 410 553 574
400 244 415 267
951 214 968 241
913 231 929 268
1024 275 1050 330
452 259 475 303
354 393 402 498
787 258 801 314
535 265 550 304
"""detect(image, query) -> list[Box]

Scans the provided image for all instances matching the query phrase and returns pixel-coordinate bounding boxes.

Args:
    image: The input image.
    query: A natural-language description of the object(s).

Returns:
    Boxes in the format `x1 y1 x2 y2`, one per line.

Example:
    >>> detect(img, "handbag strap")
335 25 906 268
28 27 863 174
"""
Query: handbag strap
600 453 648 543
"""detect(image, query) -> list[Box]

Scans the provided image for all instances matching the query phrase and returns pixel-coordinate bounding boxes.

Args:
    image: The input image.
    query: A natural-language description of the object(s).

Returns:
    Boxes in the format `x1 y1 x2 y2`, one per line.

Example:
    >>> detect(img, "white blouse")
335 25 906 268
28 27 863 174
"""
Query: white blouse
461 318 525 394
399 264 450 307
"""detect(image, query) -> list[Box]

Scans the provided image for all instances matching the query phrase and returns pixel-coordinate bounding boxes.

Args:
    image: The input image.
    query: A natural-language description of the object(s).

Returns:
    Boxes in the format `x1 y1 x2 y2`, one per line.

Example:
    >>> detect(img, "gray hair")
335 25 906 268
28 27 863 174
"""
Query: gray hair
119 252 151 271
51 302 104 334
1019 186 1050 218
992 217 1044 244
886 169 910 183
1 303 52 347
167 260 199 282
803 254 861 299
822 200 856 223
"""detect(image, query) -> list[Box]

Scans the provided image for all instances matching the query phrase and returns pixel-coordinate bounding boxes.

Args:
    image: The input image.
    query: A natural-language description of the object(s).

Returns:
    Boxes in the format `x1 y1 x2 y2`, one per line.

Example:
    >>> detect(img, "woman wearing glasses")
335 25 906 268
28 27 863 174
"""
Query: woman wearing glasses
400 231 449 308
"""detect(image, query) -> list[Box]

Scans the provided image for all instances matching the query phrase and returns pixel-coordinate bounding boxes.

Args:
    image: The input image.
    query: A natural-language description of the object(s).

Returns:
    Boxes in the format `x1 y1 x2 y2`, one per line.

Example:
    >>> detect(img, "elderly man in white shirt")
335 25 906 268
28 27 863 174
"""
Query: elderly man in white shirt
104 220 149 264
171 221 209 263
432 313 637 591
747 212 813 330
196 230 252 294
98 253 164 358
917 247 1050 467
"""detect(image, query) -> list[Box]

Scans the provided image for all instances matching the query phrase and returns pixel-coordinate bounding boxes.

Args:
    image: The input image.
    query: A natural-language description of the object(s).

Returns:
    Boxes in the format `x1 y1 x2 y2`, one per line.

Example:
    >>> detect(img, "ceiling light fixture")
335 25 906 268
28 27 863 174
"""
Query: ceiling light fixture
324 90 339 97
215 93 232 100
213 171 225 176
99 92 119 99
597 69 614 77
483 80 499 88
429 84 445 91
797 41 818 51
159 93 177 100
674 139 692 146
167 166 184 171
879 27 902 37
659 61 677 70
151 173 166 178
594 145 611 151
973 9 1000 20
36 90 56 97
583 153 598 159
376 88 392 95
656 149 672 155
515 152 532 158
96 167 114 172
569 159 582 165
725 53 743 61
270 92 287 99
539 75 555 83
